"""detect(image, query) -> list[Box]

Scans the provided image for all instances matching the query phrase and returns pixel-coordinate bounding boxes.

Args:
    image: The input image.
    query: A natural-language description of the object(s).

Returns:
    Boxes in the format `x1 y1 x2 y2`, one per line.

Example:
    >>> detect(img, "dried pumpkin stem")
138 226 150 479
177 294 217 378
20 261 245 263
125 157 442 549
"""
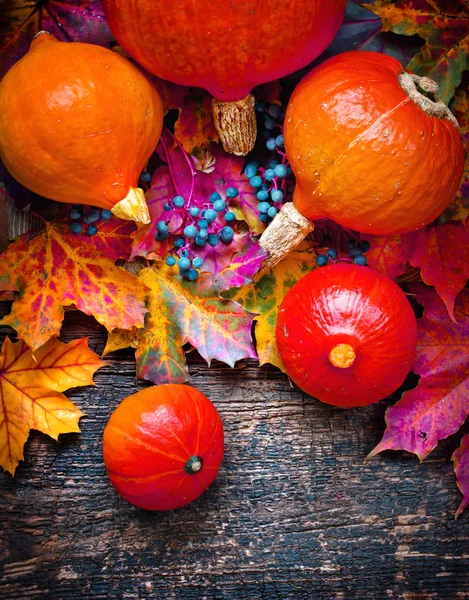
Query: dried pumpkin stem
398 73 459 129
259 202 314 273
212 94 257 156
111 187 150 224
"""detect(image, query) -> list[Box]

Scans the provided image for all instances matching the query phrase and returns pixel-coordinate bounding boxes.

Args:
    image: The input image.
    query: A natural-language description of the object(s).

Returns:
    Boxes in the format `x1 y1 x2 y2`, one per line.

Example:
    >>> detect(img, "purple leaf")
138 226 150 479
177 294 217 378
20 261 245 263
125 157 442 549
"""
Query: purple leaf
369 285 469 461
453 434 469 518
213 239 268 292
131 131 261 270
1 1 113 80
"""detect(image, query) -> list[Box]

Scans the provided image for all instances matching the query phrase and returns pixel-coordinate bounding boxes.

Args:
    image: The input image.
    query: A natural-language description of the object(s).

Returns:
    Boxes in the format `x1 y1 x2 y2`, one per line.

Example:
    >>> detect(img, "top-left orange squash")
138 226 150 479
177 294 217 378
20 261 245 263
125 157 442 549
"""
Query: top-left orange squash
0 32 164 224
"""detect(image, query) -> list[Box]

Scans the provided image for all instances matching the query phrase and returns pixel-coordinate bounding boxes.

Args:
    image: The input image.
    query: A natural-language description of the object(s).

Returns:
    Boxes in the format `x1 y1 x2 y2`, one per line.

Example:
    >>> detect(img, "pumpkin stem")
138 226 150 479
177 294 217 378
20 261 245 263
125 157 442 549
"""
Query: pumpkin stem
31 31 58 48
185 455 203 474
258 202 314 273
329 344 356 369
398 73 459 129
111 187 150 224
212 94 257 156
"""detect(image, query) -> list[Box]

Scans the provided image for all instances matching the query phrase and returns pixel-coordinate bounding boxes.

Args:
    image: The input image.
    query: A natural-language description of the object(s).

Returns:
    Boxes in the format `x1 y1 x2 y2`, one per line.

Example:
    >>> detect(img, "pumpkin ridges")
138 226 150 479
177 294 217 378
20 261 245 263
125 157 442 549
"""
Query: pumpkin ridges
106 467 184 484
104 425 187 464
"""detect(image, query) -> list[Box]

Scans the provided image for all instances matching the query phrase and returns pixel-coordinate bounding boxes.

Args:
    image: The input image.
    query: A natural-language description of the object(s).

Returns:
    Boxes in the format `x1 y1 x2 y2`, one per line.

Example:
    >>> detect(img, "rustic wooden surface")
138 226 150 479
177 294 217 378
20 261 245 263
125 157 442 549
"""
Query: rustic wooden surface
1 302 469 600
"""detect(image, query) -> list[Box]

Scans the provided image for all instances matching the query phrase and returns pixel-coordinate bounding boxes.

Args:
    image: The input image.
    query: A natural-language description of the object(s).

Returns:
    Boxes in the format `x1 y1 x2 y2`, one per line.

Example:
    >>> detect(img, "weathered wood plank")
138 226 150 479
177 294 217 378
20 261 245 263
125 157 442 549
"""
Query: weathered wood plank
1 303 469 599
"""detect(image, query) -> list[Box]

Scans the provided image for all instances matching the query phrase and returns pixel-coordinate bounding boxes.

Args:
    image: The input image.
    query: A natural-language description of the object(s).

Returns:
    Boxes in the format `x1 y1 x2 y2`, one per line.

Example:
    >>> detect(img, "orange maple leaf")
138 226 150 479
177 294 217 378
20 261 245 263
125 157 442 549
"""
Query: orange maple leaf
0 336 105 476
0 221 149 351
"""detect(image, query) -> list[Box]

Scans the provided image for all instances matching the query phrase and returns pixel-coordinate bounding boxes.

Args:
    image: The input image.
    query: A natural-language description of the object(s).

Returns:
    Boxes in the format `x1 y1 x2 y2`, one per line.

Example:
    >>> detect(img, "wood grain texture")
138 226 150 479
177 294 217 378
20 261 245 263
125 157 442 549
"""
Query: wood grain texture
1 301 469 600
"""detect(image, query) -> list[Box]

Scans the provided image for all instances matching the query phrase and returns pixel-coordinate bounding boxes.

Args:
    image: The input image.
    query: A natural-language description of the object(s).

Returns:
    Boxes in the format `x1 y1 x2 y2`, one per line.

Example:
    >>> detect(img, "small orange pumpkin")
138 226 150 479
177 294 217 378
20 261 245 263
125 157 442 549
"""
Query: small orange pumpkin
103 384 224 511
0 32 164 223
102 0 346 155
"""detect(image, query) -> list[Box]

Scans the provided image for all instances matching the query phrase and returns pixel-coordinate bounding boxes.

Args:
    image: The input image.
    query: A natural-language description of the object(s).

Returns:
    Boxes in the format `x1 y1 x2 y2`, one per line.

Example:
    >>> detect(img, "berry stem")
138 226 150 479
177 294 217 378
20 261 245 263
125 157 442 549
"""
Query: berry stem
159 133 182 199
165 129 196 205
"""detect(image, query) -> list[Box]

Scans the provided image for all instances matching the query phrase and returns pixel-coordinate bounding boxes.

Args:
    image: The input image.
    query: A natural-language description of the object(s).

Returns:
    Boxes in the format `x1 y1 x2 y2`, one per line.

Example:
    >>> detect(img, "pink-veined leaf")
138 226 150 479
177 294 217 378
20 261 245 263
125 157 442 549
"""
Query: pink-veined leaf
369 285 469 461
408 221 469 321
453 434 469 518
360 232 413 279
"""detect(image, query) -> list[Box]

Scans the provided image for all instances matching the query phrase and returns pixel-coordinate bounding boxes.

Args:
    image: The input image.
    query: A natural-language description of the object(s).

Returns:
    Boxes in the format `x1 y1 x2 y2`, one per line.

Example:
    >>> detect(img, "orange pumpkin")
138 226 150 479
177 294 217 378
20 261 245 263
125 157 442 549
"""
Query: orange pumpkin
0 32 164 224
285 51 465 235
103 384 224 511
102 0 346 155
259 52 465 270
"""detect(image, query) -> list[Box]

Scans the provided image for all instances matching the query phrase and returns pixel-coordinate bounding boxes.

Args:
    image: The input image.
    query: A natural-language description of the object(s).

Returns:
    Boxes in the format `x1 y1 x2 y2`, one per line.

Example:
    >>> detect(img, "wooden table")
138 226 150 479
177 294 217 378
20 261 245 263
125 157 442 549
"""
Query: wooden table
1 305 469 599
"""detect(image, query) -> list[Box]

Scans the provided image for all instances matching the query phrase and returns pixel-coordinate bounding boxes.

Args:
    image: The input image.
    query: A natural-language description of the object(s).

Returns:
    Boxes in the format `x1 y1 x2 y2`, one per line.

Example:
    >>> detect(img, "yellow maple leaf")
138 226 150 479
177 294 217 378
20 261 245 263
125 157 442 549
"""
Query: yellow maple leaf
0 336 105 475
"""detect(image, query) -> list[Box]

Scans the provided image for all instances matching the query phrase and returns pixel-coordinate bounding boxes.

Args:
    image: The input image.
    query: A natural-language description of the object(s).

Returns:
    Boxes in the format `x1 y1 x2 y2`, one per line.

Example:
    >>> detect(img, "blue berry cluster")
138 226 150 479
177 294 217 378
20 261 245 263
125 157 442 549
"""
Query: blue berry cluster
315 240 371 267
244 159 291 224
245 101 292 225
69 204 113 235
256 102 284 149
159 189 238 281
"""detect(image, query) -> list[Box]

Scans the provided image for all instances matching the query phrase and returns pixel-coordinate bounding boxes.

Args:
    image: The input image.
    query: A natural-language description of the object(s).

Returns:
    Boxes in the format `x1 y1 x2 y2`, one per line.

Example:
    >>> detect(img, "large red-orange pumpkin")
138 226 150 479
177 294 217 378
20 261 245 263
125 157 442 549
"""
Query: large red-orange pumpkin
284 51 465 235
259 51 465 271
103 384 224 511
276 263 418 408
0 32 164 223
102 0 346 154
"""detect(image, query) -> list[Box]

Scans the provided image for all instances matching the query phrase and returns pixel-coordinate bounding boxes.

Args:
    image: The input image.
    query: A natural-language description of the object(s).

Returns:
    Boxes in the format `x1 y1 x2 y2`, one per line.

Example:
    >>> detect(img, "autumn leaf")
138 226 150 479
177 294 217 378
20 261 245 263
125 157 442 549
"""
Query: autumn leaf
360 232 413 280
369 285 469 462
213 241 268 293
225 241 316 371
0 219 148 350
173 88 219 155
363 0 469 103
104 264 257 385
0 1 113 80
254 80 282 106
453 434 469 517
0 336 105 476
408 221 469 321
441 86 469 223
323 0 423 64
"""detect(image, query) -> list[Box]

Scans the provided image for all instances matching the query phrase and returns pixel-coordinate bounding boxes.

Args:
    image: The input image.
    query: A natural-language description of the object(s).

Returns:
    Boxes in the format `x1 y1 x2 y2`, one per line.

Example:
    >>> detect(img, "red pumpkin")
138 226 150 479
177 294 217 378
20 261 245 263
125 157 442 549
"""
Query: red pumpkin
103 384 224 510
276 263 418 408
102 0 346 154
